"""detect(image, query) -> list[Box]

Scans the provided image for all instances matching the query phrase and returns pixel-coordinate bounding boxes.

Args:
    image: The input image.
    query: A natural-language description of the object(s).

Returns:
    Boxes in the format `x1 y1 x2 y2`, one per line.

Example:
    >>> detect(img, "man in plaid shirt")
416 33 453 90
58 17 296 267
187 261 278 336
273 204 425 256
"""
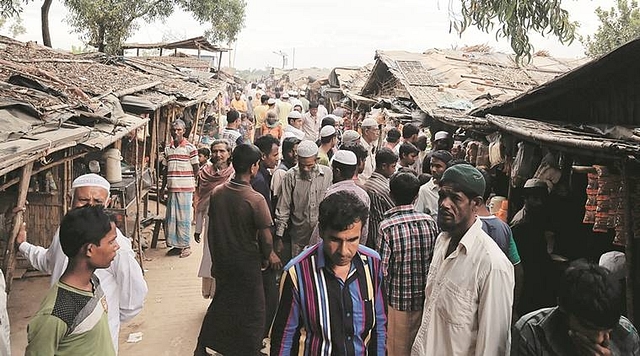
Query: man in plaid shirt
379 172 439 355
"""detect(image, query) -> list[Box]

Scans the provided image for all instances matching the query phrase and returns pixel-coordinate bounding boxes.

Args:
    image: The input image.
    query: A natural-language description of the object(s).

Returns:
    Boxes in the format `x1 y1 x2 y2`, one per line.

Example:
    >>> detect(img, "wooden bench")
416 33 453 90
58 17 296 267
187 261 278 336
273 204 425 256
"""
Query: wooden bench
148 216 165 249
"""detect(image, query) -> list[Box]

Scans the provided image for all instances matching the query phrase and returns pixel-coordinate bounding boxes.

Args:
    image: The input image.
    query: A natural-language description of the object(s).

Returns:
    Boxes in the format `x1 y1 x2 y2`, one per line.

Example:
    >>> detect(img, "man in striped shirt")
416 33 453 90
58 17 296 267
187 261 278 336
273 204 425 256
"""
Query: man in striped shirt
270 191 387 355
162 119 199 258
220 109 245 150
363 147 398 249
379 172 438 355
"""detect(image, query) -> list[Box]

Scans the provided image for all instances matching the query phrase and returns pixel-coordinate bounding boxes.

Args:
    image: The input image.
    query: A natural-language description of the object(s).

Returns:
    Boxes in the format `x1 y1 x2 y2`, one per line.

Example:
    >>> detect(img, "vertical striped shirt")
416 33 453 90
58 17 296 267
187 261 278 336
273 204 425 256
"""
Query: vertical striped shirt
379 205 438 311
363 172 394 249
270 243 387 356
220 127 244 150
163 139 198 192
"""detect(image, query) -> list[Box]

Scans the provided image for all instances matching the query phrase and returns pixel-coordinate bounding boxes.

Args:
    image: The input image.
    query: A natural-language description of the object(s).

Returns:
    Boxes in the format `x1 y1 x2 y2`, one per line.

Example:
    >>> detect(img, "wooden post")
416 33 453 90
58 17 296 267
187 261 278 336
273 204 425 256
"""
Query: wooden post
3 162 34 291
154 110 161 215
191 103 203 144
623 161 636 323
133 126 145 271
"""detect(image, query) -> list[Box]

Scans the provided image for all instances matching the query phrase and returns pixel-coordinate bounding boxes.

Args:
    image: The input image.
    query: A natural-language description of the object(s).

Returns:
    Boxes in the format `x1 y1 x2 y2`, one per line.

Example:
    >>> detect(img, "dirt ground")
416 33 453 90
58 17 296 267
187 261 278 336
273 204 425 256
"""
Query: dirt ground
8 211 212 355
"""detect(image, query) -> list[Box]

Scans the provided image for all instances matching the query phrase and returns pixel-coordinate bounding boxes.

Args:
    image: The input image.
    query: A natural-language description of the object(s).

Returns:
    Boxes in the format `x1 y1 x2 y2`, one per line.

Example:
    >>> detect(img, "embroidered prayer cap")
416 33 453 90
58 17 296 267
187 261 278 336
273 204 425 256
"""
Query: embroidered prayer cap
361 118 378 128
434 131 450 141
341 130 361 145
267 98 276 105
72 173 110 192
282 92 290 99
287 111 303 120
331 150 357 166
440 164 485 198
297 140 319 158
320 125 336 138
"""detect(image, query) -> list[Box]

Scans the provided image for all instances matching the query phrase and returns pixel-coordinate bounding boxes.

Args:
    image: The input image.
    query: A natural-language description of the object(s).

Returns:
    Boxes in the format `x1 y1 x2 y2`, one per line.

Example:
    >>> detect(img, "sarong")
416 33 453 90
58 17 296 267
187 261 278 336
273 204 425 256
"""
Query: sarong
165 191 192 248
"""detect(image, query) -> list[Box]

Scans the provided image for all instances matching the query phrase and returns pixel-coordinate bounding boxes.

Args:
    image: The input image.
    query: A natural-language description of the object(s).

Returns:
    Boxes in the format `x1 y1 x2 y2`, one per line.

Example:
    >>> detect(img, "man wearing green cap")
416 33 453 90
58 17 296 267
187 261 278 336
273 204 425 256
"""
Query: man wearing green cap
411 164 514 356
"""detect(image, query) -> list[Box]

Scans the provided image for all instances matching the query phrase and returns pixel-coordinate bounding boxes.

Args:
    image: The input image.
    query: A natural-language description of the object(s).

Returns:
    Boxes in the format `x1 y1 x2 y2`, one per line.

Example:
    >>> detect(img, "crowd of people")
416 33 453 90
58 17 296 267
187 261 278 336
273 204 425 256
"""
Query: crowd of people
6 82 640 356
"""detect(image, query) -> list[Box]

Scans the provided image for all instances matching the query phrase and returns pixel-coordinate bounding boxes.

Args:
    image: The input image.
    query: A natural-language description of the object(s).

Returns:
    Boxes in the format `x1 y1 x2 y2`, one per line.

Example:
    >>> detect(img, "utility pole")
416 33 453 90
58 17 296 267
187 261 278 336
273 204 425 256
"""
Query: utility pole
273 50 288 69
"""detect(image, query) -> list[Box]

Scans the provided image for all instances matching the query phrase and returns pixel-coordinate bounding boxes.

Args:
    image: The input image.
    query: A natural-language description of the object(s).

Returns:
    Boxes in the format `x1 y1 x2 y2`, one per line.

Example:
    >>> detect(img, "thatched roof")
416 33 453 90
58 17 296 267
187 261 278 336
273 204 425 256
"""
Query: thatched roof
473 39 640 126
360 49 586 120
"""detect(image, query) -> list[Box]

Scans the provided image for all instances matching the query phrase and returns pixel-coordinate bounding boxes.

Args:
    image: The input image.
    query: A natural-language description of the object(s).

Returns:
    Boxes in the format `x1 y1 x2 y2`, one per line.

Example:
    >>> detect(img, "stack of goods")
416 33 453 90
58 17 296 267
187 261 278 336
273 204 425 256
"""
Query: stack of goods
583 165 625 244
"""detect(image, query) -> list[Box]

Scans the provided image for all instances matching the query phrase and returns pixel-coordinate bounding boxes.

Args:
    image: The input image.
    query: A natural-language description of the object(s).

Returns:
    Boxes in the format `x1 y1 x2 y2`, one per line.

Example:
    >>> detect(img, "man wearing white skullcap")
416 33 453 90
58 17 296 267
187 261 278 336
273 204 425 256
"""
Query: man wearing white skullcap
283 110 305 141
308 150 371 246
360 118 380 182
16 173 148 352
275 140 333 262
318 125 337 167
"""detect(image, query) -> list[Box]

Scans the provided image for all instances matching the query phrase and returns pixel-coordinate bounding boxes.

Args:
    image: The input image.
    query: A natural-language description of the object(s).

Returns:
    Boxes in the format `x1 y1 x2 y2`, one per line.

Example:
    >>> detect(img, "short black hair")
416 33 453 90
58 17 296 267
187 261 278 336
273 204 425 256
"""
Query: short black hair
231 144 262 174
282 137 301 156
198 147 211 158
402 124 419 139
399 142 419 158
341 143 368 164
260 94 270 104
59 205 113 258
375 147 398 168
390 172 421 205
447 158 471 168
477 168 493 201
320 116 336 128
309 102 318 109
254 134 280 156
558 261 622 329
227 109 240 124
332 161 357 180
320 133 336 144
386 128 401 143
319 191 368 233
415 135 428 151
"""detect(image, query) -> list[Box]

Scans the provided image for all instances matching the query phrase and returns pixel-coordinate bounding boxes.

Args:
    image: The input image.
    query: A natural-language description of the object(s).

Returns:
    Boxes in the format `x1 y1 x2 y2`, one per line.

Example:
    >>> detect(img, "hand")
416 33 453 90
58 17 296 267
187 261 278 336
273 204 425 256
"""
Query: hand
194 233 201 244
15 222 27 245
268 251 282 271
569 330 612 356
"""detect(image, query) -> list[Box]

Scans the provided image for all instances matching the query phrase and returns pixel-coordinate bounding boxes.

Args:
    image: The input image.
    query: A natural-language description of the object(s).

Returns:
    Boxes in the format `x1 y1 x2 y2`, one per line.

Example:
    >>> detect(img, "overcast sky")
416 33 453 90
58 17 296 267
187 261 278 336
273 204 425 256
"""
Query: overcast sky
9 0 615 70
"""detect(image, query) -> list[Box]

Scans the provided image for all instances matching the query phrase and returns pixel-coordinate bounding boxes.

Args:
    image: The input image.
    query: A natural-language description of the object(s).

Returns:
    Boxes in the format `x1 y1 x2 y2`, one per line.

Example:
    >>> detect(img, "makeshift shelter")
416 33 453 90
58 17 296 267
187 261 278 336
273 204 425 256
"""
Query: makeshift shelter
0 36 159 290
359 48 584 126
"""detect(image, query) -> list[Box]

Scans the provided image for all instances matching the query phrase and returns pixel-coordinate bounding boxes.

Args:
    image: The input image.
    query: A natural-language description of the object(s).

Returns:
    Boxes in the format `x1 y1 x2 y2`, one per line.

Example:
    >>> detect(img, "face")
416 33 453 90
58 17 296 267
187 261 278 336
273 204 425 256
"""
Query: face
437 183 478 232
88 222 119 269
568 314 613 349
170 125 184 141
263 144 280 169
293 118 304 129
403 152 418 166
294 106 302 113
286 144 299 163
198 153 209 165
210 143 231 168
381 161 397 178
322 220 362 267
430 158 447 181
234 93 241 100
434 139 450 151
310 108 318 116
72 186 109 208
298 156 318 176
363 126 380 143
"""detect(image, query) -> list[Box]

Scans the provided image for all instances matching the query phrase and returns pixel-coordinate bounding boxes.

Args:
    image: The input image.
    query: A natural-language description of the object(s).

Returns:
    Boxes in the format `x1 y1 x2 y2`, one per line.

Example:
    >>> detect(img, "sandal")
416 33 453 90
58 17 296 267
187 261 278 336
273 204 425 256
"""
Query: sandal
179 247 192 258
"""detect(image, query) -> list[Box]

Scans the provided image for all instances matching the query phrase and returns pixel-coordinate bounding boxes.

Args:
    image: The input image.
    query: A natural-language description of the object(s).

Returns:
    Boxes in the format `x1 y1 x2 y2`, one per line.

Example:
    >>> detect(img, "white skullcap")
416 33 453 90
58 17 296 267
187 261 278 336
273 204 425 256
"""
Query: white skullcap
434 131 450 141
234 89 241 94
288 90 298 96
72 173 110 192
341 130 361 144
599 251 626 281
297 140 319 158
267 98 276 105
361 118 378 128
282 92 290 98
331 150 357 166
287 111 302 120
300 91 306 96
283 131 297 139
320 125 336 138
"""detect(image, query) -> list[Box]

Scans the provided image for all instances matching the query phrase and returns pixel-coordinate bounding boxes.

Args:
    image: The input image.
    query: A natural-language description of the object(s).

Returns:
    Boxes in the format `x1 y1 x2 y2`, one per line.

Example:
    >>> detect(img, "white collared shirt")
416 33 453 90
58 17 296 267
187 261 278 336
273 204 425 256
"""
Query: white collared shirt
411 218 514 356
414 178 439 219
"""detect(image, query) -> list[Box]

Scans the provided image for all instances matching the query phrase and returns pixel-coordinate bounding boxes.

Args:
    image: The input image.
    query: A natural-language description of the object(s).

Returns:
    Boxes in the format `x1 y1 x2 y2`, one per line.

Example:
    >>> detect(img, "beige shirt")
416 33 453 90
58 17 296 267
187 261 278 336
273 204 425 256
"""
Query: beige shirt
411 218 514 356
414 178 439 219
360 137 376 181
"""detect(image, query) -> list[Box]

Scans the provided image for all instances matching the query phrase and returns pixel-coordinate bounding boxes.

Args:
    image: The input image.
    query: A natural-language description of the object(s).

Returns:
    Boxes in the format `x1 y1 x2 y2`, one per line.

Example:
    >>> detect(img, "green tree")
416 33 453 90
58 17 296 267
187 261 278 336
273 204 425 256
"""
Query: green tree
580 0 640 57
0 15 25 37
452 0 577 63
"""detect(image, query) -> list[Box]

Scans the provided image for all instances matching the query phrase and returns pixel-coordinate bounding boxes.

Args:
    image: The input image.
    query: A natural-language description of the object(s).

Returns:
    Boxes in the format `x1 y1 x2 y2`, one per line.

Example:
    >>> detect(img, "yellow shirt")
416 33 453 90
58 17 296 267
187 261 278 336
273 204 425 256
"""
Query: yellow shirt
231 99 248 113
254 105 269 126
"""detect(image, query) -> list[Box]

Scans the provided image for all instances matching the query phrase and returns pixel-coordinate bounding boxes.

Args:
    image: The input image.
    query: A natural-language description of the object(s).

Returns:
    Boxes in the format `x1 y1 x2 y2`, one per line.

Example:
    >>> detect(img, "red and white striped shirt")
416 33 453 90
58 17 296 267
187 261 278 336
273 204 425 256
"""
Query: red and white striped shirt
163 139 198 192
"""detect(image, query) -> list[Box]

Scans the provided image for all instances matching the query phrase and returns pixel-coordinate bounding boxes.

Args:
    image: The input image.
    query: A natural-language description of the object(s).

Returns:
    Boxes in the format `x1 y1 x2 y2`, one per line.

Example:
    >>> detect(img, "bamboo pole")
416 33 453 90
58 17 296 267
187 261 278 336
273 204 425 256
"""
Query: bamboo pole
622 161 636 323
154 110 161 215
133 126 145 271
3 162 34 292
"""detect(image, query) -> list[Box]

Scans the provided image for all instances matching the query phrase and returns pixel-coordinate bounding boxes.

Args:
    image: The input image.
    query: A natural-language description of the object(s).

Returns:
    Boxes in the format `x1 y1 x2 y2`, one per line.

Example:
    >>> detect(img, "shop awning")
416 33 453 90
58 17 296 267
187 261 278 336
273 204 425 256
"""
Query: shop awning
80 114 149 149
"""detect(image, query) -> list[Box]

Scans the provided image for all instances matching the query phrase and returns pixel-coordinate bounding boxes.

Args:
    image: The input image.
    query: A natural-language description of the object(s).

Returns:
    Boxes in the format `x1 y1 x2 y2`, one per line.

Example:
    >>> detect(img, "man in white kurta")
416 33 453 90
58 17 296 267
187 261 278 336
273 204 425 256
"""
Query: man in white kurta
17 174 148 353
411 164 514 356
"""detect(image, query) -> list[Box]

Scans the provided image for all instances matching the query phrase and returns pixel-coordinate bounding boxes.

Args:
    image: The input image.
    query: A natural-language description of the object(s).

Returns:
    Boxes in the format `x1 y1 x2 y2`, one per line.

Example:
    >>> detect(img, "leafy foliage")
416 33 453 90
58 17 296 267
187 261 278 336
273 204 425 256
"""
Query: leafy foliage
580 0 640 57
452 0 577 63
63 0 246 54
0 15 25 37
0 0 22 17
